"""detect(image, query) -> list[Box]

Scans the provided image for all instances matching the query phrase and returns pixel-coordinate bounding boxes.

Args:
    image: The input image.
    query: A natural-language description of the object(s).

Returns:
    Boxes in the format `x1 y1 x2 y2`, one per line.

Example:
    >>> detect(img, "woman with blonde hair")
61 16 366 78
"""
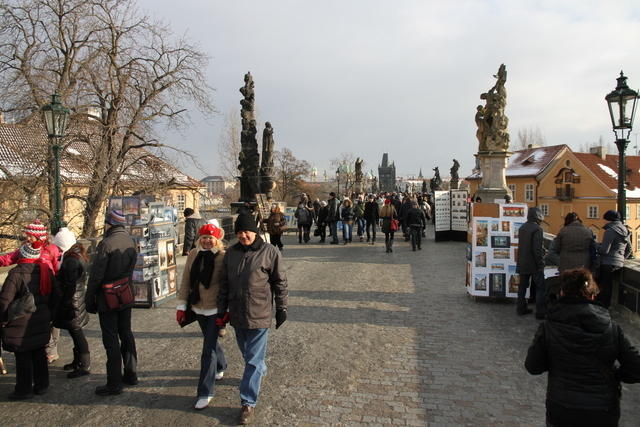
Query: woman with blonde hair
340 198 355 244
176 223 227 410
379 198 398 253
266 204 286 251
525 268 640 426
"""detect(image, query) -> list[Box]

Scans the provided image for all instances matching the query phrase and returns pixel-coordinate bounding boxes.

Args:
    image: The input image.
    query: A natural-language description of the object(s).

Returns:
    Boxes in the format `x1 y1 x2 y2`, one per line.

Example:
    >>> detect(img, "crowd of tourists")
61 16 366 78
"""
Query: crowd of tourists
517 207 640 426
268 191 432 253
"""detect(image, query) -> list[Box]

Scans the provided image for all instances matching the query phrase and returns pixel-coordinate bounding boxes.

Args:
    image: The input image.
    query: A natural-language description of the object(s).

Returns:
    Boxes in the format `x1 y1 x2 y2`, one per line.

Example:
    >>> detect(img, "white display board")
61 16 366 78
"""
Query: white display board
450 189 469 231
466 203 528 299
434 191 451 232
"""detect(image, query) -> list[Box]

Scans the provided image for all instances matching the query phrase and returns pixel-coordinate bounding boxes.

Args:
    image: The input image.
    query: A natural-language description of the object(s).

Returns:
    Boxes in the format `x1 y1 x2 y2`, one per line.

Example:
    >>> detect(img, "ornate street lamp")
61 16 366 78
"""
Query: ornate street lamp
606 71 639 222
41 93 70 234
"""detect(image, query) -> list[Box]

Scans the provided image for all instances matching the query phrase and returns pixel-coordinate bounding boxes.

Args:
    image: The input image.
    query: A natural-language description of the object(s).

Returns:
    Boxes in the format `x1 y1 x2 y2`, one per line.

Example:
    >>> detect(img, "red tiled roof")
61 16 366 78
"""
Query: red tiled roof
0 119 202 188
467 144 567 180
574 152 640 193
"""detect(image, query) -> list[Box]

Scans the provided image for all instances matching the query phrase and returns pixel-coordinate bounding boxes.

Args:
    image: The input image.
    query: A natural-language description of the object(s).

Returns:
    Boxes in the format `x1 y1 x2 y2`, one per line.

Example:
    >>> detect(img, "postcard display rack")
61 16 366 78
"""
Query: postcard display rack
465 203 529 299
107 196 178 308
434 190 469 242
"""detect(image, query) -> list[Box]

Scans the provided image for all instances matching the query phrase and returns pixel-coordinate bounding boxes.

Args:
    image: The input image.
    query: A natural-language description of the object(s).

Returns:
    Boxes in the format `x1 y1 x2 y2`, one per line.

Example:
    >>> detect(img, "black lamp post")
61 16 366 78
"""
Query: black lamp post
606 72 639 222
41 93 70 234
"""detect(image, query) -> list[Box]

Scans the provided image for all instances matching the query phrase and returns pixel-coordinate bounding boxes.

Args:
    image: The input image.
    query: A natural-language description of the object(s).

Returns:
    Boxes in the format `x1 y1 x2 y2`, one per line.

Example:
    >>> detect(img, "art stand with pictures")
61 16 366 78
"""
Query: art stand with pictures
434 189 469 242
465 202 529 300
108 196 178 308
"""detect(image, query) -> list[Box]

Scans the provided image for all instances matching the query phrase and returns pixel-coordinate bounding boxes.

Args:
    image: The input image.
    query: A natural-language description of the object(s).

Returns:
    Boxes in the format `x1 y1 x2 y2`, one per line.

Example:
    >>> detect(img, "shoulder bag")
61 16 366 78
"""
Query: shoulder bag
102 277 134 310
6 283 36 323
390 219 400 231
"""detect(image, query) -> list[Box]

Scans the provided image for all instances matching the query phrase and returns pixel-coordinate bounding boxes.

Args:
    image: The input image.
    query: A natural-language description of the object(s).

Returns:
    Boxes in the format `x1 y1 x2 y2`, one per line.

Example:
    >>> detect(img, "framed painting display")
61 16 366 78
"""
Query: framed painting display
501 205 526 219
508 265 520 294
491 235 511 248
474 251 487 267
474 273 488 292
133 282 151 306
157 239 168 270
475 220 489 247
167 266 177 294
489 273 506 297
166 240 176 267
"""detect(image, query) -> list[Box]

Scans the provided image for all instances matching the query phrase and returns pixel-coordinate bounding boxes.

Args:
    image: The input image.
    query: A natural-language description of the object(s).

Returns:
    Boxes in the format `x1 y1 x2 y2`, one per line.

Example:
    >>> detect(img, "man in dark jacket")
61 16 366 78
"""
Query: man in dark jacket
398 197 413 241
326 192 341 244
218 214 288 425
517 207 545 318
316 201 329 243
363 194 379 244
182 208 205 255
86 209 138 396
598 210 632 307
405 201 427 251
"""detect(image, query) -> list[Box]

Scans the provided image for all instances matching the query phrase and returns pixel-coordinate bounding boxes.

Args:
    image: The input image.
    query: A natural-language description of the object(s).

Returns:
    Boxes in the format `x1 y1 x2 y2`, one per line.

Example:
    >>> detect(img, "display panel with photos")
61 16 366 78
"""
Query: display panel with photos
434 191 451 232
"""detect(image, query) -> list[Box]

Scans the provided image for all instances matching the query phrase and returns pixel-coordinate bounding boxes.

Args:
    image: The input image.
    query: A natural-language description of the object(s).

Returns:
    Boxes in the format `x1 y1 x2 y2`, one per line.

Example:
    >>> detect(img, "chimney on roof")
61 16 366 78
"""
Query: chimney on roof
589 145 607 160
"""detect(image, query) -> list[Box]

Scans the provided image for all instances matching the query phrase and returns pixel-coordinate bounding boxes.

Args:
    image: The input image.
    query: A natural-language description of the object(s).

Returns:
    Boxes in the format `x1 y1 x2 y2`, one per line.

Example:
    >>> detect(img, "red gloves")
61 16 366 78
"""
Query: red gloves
176 310 186 325
215 312 230 327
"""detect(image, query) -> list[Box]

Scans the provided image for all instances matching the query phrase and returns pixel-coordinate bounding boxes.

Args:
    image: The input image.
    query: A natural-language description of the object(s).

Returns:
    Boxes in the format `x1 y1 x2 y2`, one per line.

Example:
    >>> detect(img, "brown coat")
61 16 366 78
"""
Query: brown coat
0 263 61 352
177 247 225 311
218 236 288 329
555 221 594 273
266 212 286 236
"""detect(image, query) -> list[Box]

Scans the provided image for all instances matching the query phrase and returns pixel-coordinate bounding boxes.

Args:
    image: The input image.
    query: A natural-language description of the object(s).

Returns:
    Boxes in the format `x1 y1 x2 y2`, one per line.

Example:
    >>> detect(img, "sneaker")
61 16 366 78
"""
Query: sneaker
95 385 123 396
195 396 212 410
215 371 224 380
46 355 59 364
239 405 254 424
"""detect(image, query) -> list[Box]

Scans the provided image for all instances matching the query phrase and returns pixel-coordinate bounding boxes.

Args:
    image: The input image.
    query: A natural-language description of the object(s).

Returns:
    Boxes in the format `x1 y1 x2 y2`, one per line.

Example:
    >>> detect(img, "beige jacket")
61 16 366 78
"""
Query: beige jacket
176 246 225 315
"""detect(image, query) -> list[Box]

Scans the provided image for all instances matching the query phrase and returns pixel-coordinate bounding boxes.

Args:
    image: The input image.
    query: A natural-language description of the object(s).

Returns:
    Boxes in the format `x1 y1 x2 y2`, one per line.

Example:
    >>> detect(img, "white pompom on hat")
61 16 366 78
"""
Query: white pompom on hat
52 227 77 253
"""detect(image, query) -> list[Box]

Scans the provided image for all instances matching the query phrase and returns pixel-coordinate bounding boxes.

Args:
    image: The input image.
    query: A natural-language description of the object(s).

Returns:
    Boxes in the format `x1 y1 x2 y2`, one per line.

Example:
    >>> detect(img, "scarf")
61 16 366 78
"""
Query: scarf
17 258 52 296
188 250 216 305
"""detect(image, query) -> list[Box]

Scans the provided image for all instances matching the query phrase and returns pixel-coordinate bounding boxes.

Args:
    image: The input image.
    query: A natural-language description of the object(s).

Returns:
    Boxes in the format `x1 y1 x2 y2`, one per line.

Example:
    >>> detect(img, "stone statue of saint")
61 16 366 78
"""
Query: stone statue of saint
450 159 460 189
476 64 510 152
430 167 442 192
354 157 363 182
238 71 260 200
260 122 275 197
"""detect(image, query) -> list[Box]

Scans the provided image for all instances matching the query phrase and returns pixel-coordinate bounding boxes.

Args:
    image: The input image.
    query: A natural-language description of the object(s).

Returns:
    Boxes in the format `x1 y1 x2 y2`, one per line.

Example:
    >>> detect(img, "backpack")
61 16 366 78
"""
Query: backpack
297 208 311 225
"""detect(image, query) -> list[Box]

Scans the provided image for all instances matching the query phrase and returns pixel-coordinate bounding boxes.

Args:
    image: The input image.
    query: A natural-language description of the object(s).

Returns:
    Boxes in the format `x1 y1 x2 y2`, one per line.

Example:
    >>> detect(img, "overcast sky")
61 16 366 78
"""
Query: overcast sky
138 0 640 181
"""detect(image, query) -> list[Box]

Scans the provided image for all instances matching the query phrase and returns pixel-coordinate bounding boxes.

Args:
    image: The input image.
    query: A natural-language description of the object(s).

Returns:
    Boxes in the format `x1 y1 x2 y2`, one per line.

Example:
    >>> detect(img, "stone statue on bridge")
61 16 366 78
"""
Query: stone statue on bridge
477 64 509 152
430 167 442 192
238 71 260 201
260 121 275 198
450 159 460 189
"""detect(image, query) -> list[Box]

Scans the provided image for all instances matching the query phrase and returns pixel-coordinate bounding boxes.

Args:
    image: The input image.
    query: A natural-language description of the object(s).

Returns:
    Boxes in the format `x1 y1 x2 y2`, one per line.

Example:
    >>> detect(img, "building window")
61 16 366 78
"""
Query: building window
525 184 534 202
176 193 186 212
587 205 599 219
637 231 640 252
508 184 516 201
540 204 549 217
626 205 631 220
637 204 640 220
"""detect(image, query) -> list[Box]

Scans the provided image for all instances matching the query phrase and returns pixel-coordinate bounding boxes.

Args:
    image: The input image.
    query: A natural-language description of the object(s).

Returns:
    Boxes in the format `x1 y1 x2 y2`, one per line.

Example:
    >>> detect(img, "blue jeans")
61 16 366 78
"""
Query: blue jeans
342 222 353 242
355 218 365 236
518 271 546 315
234 328 269 407
329 221 339 243
196 315 227 398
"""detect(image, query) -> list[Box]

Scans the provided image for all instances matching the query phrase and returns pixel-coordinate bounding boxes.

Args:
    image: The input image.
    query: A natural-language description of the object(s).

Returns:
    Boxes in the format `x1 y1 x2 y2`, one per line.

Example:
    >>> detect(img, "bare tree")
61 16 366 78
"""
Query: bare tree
515 126 546 150
274 148 311 205
0 0 214 236
216 108 241 179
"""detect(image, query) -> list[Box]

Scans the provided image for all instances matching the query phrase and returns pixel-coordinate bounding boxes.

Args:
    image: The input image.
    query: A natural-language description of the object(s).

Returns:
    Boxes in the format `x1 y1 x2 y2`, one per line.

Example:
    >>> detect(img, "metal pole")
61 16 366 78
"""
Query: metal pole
52 138 63 234
615 138 628 222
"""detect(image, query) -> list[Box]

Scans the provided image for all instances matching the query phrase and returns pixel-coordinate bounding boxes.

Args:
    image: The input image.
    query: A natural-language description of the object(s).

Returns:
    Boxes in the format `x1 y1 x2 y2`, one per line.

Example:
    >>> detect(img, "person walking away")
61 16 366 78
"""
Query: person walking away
598 210 631 308
294 202 312 244
316 201 329 243
0 241 60 400
85 209 138 396
525 268 640 426
380 199 398 253
354 198 366 242
418 196 431 237
217 214 288 425
517 207 546 318
266 204 286 251
398 197 412 241
406 201 427 251
554 212 595 273
326 192 341 244
183 208 205 256
340 198 355 244
176 224 227 410
363 194 379 245
52 230 91 379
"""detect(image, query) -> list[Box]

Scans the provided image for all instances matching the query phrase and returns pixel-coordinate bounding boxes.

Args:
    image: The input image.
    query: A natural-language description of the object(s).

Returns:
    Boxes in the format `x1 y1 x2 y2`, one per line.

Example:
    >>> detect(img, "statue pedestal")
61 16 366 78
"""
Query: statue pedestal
474 151 511 202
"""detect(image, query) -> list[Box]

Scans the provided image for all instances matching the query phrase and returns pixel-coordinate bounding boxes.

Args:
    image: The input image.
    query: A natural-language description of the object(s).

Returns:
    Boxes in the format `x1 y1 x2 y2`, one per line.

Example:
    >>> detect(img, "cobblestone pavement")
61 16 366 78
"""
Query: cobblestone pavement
0 225 639 426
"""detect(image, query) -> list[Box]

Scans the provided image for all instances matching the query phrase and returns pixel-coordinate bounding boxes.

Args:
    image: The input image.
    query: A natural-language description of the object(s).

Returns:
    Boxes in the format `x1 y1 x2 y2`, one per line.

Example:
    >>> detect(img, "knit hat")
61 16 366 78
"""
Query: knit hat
603 210 621 222
183 208 194 217
52 227 77 253
105 208 126 226
199 223 224 239
234 214 259 233
24 219 48 241
20 240 43 259
207 218 221 228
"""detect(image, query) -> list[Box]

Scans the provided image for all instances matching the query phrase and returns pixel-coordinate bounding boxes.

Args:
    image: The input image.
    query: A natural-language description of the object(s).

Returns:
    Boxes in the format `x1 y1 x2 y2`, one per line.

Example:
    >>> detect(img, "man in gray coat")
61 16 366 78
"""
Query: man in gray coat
218 213 288 425
517 207 546 318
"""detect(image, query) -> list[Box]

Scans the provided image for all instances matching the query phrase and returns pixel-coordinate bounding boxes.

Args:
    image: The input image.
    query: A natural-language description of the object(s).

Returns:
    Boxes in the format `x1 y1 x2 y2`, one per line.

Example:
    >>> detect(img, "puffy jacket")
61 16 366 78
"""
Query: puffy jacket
555 221 594 273
295 206 312 226
354 201 365 218
525 297 640 411
218 235 288 329
0 263 61 352
517 208 544 274
85 226 137 313
599 221 631 267
340 205 355 222
317 206 329 225
53 256 89 330
266 212 286 235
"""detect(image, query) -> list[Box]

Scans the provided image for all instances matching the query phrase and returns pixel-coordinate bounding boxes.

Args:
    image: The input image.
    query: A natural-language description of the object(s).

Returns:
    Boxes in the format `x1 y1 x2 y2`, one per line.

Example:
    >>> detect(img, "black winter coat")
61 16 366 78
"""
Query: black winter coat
183 216 205 255
0 263 61 352
86 225 137 313
53 256 89 330
517 220 544 274
340 205 355 222
525 297 640 412
363 201 379 222
317 206 329 225
326 198 340 222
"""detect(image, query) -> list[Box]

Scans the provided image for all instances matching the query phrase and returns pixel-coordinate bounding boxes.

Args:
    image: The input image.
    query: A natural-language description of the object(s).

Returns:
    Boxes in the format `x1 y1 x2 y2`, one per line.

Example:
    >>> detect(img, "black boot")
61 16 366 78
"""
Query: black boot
68 353 90 378
516 299 533 315
63 348 80 371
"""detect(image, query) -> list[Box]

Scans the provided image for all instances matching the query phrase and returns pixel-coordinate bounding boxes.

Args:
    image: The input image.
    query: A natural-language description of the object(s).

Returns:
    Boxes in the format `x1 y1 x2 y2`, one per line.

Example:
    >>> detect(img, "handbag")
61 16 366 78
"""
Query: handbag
6 283 36 323
313 227 321 237
178 305 197 328
102 277 134 310
390 219 400 231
